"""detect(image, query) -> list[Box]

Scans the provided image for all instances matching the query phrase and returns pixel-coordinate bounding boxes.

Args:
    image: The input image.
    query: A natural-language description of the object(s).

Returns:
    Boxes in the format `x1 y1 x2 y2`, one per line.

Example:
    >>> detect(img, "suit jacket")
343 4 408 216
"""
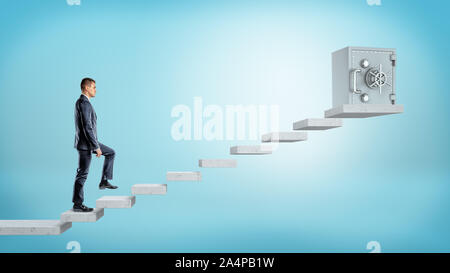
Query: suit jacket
74 94 100 151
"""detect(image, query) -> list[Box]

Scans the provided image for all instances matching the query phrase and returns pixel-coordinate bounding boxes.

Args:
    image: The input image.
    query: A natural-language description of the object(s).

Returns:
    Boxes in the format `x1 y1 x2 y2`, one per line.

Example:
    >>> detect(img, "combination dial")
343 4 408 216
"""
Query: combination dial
365 63 392 94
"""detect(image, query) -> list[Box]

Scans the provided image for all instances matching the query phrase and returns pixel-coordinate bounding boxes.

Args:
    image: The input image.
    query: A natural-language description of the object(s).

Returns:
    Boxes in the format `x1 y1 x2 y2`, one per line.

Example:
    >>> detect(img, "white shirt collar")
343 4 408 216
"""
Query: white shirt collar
82 93 90 101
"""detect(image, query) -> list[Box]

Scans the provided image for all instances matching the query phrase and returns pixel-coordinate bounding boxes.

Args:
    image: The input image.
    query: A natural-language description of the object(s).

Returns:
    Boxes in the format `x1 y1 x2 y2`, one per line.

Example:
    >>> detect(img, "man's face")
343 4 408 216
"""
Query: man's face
86 82 96 98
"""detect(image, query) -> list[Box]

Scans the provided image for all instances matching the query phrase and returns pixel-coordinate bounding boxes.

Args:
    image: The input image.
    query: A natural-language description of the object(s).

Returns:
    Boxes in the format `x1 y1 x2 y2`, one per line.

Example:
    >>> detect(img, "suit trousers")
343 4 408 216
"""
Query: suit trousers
72 143 115 205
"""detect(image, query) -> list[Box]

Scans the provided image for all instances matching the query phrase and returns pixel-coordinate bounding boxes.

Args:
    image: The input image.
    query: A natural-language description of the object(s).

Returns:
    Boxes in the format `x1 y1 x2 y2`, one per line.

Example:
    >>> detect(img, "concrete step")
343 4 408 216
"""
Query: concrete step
230 145 272 155
0 220 71 235
96 196 136 208
132 184 167 195
261 132 307 143
199 159 237 168
166 171 201 181
324 104 404 118
293 118 342 130
61 208 104 223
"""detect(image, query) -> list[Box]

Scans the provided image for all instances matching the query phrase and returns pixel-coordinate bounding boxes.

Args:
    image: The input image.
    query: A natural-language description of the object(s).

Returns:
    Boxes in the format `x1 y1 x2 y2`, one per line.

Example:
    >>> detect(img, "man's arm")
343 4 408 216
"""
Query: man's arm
78 100 100 150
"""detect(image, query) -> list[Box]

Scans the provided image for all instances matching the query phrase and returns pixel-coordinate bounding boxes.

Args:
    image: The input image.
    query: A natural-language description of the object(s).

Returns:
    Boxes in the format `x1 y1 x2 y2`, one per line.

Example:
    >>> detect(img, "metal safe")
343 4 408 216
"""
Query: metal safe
332 47 396 108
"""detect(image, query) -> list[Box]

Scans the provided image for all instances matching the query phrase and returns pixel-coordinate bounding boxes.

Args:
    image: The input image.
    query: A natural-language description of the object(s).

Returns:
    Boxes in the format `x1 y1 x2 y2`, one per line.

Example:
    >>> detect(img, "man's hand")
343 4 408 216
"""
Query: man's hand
95 148 102 157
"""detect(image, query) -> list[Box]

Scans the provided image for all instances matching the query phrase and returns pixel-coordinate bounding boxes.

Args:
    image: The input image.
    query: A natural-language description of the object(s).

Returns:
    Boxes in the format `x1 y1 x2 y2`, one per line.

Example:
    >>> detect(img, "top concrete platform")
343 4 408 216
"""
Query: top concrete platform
324 104 404 118
0 220 72 235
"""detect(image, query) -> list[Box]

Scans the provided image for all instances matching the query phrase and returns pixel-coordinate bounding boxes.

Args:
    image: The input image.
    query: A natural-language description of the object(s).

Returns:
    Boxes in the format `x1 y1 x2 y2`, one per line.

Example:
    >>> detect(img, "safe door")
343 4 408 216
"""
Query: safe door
350 49 396 105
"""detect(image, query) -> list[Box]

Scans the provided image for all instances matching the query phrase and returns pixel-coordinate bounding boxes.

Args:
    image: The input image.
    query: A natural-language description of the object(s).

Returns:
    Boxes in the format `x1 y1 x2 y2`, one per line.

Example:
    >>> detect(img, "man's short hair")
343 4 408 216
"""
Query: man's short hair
80 78 95 91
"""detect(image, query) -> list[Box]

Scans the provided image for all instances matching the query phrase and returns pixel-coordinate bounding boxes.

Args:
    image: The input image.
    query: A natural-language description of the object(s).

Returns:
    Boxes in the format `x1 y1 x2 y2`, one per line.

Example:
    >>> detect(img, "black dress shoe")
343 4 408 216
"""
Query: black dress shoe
73 204 94 212
99 180 118 190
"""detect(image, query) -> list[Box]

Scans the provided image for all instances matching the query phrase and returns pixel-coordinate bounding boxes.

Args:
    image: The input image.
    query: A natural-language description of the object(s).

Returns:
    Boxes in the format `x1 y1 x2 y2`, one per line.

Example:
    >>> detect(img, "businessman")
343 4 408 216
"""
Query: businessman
73 77 118 212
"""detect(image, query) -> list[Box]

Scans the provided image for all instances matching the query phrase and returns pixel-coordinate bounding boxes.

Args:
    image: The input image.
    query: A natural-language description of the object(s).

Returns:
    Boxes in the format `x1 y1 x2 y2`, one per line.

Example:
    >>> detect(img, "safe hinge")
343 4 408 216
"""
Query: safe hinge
390 54 397 66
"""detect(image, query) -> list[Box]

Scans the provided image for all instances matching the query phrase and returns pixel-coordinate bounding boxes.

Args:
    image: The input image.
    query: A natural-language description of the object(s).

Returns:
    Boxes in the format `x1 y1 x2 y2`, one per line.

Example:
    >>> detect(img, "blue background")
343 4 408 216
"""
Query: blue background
0 0 449 253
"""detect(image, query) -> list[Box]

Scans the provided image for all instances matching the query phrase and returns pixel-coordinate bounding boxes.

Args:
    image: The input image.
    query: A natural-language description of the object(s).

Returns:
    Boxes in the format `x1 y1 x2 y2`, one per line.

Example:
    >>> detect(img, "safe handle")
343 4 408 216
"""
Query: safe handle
351 69 362 94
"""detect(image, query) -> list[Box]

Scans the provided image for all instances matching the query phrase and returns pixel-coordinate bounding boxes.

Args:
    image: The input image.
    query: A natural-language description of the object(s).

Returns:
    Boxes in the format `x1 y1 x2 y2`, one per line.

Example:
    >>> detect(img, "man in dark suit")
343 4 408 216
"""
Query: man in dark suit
73 78 118 212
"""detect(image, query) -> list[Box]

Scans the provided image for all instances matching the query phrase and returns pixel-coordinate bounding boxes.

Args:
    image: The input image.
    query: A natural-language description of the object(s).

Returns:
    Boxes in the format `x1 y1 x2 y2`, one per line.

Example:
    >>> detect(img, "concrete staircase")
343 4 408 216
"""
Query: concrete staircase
0 103 403 235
